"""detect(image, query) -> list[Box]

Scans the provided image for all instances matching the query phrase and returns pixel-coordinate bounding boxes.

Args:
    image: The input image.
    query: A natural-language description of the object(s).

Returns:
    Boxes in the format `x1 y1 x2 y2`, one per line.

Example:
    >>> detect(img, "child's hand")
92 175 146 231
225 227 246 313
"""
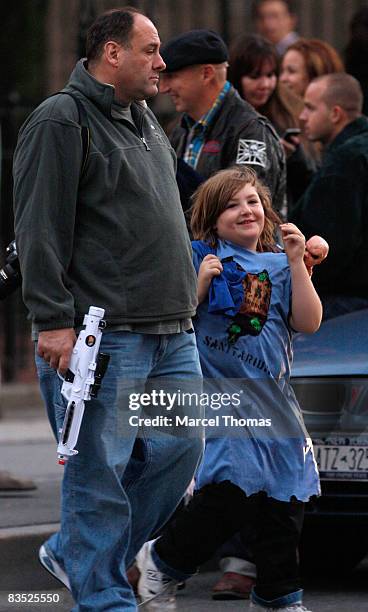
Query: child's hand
198 254 223 284
280 223 306 264
197 255 223 303
283 225 323 333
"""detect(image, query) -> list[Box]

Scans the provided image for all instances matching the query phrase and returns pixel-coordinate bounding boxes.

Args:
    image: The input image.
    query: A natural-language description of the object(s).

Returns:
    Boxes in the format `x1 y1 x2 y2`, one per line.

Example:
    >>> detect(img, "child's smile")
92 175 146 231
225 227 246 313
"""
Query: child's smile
215 183 265 250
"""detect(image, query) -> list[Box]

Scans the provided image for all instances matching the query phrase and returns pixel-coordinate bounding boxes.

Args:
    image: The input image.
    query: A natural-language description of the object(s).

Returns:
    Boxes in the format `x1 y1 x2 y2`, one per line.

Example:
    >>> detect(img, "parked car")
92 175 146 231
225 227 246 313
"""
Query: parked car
291 309 368 574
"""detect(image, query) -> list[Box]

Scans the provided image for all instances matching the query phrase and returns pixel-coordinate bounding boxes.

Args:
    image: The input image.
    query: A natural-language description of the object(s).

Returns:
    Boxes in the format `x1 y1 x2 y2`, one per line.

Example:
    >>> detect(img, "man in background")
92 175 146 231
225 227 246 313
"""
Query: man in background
252 0 299 56
156 28 286 601
159 29 286 217
291 72 368 319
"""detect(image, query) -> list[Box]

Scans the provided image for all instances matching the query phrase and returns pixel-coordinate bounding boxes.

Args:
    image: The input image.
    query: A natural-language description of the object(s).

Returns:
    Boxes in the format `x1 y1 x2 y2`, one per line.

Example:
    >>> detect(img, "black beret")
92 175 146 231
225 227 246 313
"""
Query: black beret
161 29 228 73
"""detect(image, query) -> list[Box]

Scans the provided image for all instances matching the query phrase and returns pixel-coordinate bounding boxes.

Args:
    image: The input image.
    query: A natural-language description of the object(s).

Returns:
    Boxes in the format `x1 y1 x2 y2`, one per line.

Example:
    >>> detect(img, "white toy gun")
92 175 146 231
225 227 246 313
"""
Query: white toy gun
57 306 110 465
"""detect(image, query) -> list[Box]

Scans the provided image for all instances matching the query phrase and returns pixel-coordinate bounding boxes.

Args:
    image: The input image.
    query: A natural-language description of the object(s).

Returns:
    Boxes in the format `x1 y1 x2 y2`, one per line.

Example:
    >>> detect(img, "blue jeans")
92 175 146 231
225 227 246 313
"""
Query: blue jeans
36 330 203 611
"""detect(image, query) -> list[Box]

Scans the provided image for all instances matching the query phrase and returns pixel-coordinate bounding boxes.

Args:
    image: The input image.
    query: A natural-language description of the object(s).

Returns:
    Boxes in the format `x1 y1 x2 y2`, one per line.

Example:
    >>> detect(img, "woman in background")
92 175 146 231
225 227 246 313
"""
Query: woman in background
280 38 344 97
229 34 313 213
229 33 301 135
278 38 344 204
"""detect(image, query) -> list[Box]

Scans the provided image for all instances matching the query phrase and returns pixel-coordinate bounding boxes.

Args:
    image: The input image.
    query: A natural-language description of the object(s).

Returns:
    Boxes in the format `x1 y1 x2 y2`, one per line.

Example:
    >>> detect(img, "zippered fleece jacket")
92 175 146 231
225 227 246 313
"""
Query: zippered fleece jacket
13 60 197 332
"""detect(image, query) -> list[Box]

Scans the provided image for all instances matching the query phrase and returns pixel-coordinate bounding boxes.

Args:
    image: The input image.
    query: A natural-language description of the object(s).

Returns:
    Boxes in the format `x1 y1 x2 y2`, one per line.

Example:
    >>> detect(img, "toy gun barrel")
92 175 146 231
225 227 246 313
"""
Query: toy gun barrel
57 400 85 465
57 306 108 465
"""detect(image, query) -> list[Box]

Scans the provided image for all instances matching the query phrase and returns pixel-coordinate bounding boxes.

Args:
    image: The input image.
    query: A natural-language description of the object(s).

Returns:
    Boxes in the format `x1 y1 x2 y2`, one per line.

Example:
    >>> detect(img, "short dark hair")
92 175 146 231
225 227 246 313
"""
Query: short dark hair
86 7 143 62
313 73 363 117
251 0 296 20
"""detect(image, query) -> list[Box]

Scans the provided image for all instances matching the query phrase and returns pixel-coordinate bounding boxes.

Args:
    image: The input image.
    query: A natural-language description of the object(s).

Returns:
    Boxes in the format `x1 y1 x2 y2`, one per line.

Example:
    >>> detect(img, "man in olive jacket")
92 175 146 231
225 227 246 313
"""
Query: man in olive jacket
13 8 203 611
291 73 368 319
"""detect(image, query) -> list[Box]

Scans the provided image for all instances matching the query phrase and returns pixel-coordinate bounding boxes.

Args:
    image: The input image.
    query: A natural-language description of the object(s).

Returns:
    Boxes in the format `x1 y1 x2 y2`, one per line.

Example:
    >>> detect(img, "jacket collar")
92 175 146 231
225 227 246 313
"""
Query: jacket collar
66 59 147 120
179 85 258 134
326 116 368 154
182 81 231 132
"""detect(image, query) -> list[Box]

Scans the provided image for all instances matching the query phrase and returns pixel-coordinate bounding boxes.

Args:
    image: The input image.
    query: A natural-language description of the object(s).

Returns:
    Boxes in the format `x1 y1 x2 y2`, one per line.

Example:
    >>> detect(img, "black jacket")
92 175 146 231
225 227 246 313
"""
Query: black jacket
290 116 368 298
170 86 286 215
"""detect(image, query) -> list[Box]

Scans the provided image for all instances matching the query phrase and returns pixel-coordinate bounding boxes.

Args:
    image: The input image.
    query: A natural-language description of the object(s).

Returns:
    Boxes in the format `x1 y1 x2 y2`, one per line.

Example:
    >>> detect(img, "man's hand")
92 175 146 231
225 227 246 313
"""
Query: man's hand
37 328 77 374
197 254 223 303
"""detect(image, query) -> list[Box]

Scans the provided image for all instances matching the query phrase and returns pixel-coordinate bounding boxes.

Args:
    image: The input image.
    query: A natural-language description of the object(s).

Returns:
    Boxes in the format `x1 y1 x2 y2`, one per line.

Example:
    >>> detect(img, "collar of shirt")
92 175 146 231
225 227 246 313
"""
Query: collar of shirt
182 80 231 169
275 31 299 56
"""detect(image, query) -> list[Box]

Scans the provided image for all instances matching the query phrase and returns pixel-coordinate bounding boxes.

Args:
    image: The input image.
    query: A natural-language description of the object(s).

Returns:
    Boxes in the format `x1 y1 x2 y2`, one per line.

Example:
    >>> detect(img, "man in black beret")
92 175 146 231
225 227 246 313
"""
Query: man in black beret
159 29 286 216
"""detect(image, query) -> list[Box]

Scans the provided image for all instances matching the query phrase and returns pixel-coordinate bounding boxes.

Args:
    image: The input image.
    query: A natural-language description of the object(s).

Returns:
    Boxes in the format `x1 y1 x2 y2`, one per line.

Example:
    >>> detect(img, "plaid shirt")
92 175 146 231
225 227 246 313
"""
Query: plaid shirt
183 81 231 169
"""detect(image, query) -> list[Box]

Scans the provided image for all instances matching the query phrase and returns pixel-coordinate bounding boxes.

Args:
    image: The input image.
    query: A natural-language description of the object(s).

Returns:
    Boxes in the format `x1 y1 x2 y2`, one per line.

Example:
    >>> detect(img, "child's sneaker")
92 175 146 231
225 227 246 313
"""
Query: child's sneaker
136 540 178 610
249 602 312 611
38 543 71 590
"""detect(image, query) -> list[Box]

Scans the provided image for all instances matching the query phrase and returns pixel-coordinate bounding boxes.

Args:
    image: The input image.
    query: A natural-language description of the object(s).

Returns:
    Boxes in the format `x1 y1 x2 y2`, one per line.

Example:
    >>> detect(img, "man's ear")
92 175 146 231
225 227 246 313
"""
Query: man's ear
330 104 344 124
202 64 216 82
104 41 124 68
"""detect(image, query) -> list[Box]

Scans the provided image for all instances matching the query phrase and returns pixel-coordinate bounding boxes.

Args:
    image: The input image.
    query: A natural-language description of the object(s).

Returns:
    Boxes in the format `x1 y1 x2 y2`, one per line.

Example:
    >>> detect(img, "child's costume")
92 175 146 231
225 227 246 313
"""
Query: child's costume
136 238 320 611
192 239 320 502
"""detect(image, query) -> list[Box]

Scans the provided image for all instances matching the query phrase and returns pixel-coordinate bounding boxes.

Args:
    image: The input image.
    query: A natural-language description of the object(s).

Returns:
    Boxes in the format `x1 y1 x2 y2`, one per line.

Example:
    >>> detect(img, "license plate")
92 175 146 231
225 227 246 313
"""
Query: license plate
314 445 368 480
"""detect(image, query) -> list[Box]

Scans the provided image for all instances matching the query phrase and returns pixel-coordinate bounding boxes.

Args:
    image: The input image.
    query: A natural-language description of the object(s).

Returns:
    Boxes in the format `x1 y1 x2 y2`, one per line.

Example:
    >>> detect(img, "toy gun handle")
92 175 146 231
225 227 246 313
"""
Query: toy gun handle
57 306 109 465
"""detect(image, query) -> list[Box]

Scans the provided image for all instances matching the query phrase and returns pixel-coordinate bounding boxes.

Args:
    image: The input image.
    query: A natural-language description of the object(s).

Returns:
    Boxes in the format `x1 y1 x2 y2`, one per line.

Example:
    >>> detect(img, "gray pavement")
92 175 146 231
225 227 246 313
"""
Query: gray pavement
1 568 368 612
0 383 61 595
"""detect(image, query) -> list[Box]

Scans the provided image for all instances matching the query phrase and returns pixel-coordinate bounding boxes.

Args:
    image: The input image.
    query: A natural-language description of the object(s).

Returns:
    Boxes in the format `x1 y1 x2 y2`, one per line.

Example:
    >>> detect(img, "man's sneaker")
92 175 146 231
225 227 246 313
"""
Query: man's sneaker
38 544 71 591
136 540 178 610
250 601 312 611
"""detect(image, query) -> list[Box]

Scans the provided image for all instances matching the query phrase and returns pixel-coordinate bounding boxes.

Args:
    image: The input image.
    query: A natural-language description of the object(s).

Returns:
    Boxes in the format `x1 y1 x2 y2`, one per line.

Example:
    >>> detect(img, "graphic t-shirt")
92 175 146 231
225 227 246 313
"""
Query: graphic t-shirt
192 239 320 502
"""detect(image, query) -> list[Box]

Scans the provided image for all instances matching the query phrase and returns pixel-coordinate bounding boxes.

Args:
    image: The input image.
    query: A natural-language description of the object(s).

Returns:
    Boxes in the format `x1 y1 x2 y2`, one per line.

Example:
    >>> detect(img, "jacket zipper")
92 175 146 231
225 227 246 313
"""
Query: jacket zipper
115 114 151 151
141 136 150 151
132 106 151 151
137 111 151 151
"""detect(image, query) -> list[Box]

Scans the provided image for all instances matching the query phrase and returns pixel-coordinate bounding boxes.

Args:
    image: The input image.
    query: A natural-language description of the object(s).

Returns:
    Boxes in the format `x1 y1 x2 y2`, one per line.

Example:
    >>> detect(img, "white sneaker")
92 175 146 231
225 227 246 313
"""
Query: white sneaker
136 540 178 610
250 601 312 611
